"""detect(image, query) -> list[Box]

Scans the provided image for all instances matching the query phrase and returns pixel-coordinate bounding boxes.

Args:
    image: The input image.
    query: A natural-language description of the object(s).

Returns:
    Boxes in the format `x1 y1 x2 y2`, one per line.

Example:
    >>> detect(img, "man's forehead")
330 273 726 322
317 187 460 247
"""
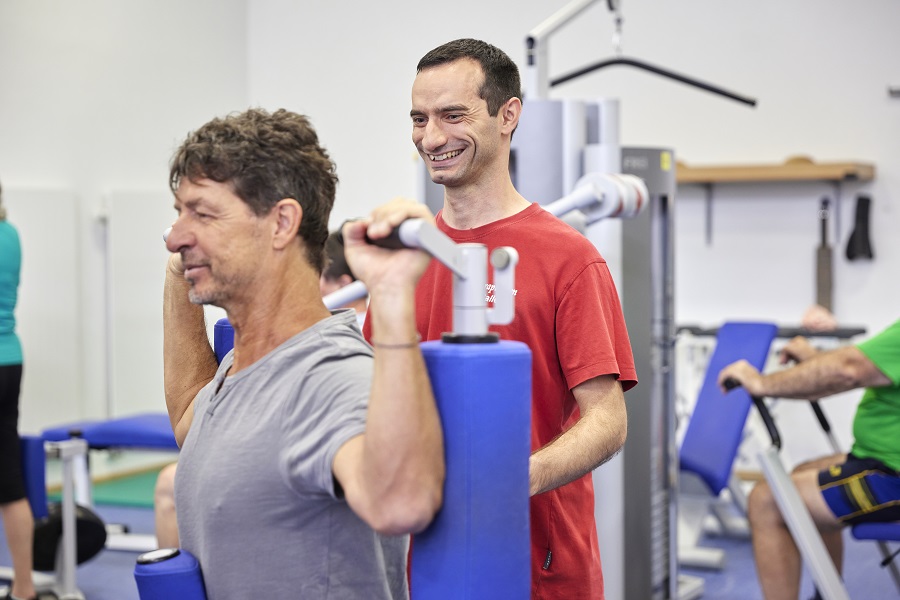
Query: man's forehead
415 58 483 88
173 177 221 204
412 60 485 108
174 177 206 196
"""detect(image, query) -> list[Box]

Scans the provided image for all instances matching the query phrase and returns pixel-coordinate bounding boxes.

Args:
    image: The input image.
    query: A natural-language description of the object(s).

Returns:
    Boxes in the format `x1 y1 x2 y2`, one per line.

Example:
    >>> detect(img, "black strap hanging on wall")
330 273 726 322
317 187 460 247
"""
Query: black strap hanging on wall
845 195 874 261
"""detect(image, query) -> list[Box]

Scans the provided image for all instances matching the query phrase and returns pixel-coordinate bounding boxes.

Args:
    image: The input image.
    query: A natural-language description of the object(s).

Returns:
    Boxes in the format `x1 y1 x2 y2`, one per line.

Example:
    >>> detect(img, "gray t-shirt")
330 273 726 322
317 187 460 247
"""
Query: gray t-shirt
175 310 409 599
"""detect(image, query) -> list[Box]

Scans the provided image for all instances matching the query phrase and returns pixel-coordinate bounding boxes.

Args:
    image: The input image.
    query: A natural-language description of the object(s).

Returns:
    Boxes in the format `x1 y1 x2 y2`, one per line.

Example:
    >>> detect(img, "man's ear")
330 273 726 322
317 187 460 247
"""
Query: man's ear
272 198 302 250
499 97 522 135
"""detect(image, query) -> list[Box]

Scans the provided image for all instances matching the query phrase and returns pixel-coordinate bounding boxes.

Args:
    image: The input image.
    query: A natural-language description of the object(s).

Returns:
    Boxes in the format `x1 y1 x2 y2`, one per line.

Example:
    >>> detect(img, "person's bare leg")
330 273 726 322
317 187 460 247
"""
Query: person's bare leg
154 463 179 548
748 453 846 600
792 454 846 572
748 479 802 600
1 498 36 599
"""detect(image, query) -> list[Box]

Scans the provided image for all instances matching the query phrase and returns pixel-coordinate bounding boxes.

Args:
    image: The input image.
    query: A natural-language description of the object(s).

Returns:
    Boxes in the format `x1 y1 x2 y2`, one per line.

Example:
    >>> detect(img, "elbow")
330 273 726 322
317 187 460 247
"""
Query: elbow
603 428 627 466
614 425 627 455
612 412 628 455
837 370 861 391
836 362 867 390
831 347 883 391
369 483 444 536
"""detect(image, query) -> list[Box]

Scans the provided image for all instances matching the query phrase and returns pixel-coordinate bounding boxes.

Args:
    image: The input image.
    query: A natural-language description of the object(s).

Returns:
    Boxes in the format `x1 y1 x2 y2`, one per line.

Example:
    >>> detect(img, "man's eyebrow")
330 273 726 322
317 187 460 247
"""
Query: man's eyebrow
174 197 204 211
410 104 470 118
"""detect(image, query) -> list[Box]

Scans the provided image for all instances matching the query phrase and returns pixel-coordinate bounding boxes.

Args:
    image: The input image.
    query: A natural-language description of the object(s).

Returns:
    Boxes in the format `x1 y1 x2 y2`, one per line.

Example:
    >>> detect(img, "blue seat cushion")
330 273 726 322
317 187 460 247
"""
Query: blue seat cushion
852 521 900 542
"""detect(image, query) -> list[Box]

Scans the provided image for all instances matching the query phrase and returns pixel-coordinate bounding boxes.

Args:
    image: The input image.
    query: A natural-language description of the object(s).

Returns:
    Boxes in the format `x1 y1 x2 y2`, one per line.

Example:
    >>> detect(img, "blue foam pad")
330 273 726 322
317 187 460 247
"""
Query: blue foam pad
213 318 233 364
20 435 49 520
134 549 207 599
43 413 178 451
412 340 532 599
41 420 100 442
852 521 900 542
680 322 778 495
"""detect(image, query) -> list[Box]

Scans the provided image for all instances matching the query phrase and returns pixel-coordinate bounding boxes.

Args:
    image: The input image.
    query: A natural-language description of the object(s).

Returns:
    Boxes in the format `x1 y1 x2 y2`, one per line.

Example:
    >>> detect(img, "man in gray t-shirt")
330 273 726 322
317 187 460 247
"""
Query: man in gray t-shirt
163 108 444 599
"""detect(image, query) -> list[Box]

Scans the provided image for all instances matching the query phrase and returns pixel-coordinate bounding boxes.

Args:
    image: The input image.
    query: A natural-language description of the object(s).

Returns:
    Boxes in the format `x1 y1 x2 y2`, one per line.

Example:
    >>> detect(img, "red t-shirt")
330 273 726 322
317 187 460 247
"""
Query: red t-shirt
367 203 637 599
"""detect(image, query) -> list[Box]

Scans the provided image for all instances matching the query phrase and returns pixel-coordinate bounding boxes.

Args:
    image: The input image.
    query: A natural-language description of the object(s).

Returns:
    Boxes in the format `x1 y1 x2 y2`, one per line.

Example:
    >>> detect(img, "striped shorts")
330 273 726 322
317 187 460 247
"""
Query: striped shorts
819 453 900 525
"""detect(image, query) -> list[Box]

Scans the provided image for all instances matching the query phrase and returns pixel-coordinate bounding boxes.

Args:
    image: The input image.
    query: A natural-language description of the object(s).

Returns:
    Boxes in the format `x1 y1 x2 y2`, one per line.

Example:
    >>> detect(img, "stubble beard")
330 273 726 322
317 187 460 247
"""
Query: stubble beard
186 272 235 308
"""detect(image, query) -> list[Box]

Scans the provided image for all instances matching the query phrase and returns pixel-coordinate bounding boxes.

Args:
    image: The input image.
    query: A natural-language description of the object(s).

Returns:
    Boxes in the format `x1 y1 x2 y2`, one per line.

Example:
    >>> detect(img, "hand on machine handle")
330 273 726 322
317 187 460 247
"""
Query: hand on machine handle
340 218 432 300
363 228 408 250
336 219 424 250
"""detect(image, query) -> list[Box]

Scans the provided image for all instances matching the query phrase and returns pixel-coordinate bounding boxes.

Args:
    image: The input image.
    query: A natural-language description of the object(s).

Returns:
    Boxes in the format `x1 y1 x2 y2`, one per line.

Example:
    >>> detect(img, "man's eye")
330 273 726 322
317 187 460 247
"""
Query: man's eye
412 117 426 126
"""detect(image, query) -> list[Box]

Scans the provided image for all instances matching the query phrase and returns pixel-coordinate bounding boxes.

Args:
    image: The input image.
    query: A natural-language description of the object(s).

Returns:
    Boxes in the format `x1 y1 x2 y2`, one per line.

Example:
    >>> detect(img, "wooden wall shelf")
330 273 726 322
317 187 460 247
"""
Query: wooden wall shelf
676 156 875 185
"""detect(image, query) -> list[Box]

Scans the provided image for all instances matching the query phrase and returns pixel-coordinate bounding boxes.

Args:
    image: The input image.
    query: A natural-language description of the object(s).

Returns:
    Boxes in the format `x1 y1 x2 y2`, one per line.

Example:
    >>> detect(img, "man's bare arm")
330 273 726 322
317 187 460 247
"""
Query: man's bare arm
331 216 444 536
163 254 217 446
718 344 891 400
528 374 627 496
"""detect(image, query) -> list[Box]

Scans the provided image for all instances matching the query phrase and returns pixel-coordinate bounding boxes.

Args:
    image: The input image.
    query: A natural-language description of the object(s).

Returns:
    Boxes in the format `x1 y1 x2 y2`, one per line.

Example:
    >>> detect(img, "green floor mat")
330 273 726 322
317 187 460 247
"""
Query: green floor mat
48 467 163 509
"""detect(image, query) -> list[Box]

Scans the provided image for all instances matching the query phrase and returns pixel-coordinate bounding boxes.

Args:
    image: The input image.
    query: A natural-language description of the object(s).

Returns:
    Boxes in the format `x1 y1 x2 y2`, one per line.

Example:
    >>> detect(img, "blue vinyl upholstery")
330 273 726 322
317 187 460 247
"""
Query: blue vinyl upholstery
42 413 178 451
679 321 778 495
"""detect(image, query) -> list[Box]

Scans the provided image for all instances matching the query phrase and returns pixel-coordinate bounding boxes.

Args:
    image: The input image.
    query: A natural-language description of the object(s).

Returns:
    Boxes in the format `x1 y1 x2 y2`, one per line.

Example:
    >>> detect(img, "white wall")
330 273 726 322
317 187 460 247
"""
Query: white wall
0 0 248 431
2 0 897 452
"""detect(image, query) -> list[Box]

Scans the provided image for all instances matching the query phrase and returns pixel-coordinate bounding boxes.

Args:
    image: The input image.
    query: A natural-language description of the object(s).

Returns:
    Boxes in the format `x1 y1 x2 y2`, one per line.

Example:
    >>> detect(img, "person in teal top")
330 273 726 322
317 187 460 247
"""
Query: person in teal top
718 320 900 600
0 182 37 600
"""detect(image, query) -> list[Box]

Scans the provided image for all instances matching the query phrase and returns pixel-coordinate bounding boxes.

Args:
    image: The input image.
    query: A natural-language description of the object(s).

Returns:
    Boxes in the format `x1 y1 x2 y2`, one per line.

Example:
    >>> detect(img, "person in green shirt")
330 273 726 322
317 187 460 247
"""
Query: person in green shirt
718 320 900 600
0 181 36 600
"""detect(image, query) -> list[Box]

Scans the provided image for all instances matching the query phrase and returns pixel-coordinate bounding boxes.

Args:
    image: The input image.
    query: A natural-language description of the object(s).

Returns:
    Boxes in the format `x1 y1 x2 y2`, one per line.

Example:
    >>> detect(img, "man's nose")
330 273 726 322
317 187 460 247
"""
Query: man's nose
420 120 448 152
165 219 192 253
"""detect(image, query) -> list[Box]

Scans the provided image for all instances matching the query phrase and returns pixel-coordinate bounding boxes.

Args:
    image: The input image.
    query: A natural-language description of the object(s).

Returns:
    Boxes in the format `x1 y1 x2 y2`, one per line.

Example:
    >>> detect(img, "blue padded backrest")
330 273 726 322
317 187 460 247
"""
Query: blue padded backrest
213 318 234 364
680 321 778 495
20 435 49 520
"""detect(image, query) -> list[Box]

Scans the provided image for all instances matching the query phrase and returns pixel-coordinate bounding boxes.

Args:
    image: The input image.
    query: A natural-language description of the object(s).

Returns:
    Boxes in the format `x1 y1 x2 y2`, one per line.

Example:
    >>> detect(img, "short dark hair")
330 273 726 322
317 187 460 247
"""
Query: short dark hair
417 38 521 116
169 108 338 271
321 230 355 282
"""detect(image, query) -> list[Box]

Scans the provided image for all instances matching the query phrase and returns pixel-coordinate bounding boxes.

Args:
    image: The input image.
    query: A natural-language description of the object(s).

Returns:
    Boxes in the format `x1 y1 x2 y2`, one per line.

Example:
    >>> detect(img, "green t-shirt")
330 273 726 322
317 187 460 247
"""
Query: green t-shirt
851 318 900 471
0 220 23 366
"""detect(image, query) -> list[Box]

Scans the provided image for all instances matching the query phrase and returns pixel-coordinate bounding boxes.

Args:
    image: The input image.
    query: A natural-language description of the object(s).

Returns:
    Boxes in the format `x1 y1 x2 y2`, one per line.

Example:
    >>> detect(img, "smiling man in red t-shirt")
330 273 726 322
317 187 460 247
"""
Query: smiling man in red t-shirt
363 38 637 599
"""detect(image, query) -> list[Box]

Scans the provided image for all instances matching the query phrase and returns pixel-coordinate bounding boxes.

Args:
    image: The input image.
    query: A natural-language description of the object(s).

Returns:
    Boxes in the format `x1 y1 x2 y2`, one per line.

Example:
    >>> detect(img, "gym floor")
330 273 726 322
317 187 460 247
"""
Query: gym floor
1 504 897 599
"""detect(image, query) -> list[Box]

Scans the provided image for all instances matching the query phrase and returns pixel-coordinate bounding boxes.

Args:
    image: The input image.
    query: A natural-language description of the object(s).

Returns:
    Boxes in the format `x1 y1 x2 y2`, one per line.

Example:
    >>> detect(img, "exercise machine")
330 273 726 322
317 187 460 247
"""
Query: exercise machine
677 322 777 571
137 220 531 598
0 437 107 600
493 3 755 598
40 414 179 553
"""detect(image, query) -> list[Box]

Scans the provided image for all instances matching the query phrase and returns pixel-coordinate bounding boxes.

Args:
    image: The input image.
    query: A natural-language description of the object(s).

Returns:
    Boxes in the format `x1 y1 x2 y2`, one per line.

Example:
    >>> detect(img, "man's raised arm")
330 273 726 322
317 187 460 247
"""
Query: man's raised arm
331 216 444 536
163 254 217 446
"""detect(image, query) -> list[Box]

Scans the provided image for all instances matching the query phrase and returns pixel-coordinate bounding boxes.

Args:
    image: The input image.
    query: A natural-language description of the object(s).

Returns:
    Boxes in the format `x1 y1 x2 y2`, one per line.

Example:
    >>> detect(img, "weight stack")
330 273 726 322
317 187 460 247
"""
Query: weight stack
412 339 532 599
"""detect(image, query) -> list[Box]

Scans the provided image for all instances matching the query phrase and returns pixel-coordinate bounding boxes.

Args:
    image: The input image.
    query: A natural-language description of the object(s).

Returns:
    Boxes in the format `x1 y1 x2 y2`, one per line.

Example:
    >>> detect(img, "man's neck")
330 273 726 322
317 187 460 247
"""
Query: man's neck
441 177 530 230
226 262 331 372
